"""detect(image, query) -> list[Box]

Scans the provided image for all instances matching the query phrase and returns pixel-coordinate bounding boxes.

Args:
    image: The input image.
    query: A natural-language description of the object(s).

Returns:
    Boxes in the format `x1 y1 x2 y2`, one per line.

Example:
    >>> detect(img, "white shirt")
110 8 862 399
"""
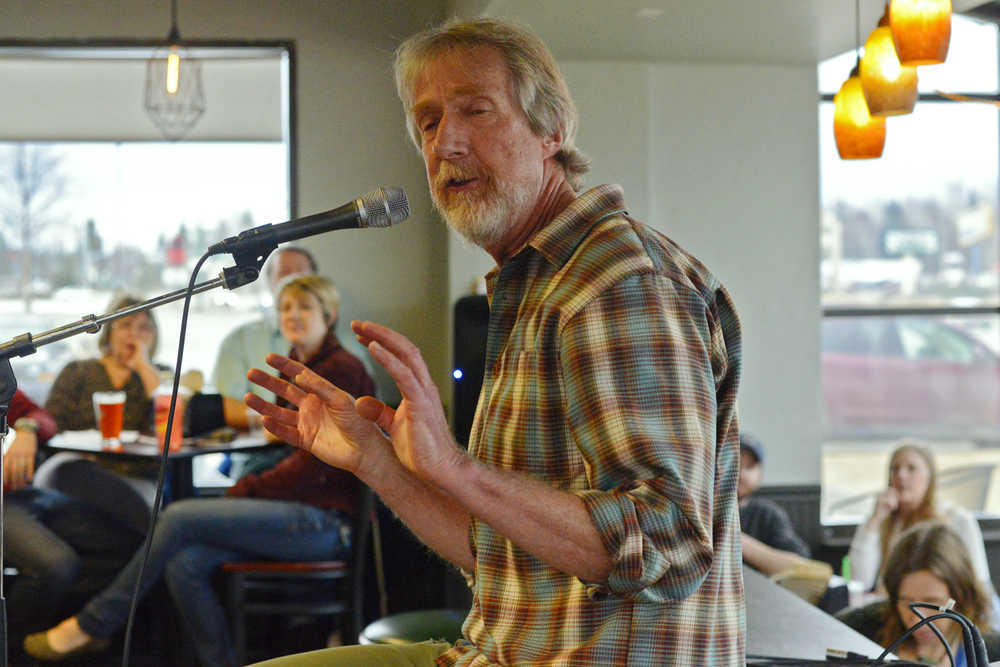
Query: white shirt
848 502 992 591
211 318 287 399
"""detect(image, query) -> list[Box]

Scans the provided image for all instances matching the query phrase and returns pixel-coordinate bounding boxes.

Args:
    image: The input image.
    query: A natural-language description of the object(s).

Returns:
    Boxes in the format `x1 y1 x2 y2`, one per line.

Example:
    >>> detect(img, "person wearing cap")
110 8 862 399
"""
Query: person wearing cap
738 432 812 575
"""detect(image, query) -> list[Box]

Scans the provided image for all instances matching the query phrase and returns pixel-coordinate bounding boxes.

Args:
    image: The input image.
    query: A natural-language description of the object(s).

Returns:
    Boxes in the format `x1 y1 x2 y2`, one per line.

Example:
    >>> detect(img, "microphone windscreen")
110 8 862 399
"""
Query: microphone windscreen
360 186 409 228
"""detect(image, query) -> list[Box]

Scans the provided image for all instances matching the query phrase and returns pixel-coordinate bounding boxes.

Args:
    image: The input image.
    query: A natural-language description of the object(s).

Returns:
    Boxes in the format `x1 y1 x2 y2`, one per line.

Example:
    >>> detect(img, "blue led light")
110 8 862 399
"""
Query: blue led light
452 369 464 380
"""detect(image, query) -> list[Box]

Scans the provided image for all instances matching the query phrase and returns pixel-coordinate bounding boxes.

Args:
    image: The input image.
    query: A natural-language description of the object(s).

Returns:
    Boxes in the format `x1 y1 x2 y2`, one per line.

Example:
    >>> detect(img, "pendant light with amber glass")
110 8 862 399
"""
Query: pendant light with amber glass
835 0 887 159
860 4 918 116
890 0 951 66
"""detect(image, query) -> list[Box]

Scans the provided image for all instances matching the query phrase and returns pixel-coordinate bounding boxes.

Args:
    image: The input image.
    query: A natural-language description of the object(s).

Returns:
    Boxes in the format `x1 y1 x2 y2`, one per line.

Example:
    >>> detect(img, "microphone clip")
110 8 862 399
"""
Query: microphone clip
215 229 278 290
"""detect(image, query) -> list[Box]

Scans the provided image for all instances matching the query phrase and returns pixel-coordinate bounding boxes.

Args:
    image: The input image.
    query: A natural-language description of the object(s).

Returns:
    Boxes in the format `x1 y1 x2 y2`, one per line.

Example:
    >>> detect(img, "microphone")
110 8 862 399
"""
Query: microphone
209 186 409 254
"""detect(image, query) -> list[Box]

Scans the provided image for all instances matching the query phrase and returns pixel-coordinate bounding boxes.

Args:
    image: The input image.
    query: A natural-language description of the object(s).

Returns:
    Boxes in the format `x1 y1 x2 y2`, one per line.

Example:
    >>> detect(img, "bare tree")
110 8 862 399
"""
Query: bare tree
0 144 68 312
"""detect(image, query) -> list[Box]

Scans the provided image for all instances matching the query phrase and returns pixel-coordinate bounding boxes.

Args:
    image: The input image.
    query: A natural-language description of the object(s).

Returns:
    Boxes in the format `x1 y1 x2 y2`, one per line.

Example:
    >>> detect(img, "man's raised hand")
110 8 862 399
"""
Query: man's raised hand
352 320 467 484
244 354 388 475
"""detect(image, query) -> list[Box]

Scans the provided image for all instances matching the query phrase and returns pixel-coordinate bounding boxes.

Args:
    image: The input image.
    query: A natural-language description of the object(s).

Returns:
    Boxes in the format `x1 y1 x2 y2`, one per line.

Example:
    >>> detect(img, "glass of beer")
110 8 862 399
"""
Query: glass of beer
92 391 126 448
153 384 192 452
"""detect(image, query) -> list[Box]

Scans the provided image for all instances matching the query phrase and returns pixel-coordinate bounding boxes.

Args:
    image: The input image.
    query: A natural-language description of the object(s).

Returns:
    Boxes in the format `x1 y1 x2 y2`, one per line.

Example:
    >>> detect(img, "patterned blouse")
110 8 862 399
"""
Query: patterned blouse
45 358 153 433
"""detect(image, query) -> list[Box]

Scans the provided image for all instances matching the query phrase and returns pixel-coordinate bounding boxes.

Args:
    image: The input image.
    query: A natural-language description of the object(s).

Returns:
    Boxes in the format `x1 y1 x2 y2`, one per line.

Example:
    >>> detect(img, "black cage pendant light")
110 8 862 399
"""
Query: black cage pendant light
144 0 205 140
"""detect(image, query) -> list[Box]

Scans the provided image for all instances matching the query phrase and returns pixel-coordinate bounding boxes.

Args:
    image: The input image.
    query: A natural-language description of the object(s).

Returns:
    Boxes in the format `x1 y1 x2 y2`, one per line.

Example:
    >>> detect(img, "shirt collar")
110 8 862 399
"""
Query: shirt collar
484 184 628 296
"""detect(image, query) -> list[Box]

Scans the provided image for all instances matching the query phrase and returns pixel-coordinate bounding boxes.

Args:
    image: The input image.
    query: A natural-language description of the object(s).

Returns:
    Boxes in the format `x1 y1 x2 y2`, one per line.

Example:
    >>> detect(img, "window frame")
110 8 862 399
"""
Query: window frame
0 39 298 401
0 37 299 217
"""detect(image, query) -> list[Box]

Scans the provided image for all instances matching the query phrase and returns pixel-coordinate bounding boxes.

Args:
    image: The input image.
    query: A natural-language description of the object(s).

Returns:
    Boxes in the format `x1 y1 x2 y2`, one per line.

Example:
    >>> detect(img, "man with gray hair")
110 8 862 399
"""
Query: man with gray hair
248 17 744 666
212 246 316 477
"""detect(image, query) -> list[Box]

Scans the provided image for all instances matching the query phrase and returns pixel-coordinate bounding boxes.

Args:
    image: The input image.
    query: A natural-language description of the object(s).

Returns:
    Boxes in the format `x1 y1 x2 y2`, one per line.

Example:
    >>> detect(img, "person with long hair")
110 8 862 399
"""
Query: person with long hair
848 441 992 597
842 521 999 666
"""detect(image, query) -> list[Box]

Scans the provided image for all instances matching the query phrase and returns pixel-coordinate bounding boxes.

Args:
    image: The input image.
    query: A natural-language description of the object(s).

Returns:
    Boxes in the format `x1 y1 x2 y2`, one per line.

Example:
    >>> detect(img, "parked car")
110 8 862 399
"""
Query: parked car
822 316 1000 442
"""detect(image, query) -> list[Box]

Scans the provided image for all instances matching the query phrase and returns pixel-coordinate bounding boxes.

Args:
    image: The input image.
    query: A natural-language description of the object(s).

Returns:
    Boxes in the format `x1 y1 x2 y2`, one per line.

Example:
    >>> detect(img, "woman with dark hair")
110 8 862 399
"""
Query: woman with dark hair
840 521 999 666
4 389 61 634
44 293 161 433
848 441 992 596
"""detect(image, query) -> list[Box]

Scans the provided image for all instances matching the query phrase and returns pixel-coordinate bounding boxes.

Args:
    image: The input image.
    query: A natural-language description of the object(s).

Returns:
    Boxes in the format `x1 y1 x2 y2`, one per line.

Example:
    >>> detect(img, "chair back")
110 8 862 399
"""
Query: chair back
350 484 377 633
221 483 378 663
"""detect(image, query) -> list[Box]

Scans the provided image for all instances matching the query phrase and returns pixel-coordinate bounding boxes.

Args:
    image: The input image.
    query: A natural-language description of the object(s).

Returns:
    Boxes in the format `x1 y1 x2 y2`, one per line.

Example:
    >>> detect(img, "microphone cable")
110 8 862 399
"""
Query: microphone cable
911 601 988 667
120 249 213 667
872 599 988 667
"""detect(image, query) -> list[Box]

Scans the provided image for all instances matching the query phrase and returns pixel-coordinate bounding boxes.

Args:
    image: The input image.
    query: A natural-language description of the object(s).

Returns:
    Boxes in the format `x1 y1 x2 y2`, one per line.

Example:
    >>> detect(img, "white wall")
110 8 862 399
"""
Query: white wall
646 64 823 486
448 60 823 485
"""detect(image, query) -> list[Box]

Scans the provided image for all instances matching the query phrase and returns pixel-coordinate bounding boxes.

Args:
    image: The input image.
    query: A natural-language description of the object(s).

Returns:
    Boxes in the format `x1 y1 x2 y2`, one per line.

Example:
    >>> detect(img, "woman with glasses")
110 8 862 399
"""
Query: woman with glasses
33 294 164 556
44 293 161 433
839 521 1000 666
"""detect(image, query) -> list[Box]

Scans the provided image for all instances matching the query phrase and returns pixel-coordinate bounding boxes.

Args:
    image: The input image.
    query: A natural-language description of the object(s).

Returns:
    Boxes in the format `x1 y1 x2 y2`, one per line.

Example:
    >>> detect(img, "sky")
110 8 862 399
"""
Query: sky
32 142 289 253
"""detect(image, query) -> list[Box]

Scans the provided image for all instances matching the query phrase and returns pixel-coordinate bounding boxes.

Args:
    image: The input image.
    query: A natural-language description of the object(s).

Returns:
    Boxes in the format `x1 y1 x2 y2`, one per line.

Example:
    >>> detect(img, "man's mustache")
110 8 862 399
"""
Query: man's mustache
434 163 491 191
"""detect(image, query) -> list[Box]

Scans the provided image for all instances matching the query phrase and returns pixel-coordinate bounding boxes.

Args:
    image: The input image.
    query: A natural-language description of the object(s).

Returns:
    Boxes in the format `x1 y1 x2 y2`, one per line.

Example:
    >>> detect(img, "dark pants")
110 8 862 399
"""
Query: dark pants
3 487 141 635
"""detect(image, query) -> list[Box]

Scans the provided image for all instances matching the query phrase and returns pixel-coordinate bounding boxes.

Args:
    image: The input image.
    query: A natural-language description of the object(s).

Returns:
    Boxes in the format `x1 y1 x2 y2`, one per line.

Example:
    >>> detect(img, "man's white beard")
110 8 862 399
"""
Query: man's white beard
431 165 533 250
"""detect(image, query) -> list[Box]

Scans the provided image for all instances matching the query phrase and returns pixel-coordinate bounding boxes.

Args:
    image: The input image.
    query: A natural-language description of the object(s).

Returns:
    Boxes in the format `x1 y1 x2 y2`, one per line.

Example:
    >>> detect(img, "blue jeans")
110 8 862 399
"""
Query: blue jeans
76 497 351 667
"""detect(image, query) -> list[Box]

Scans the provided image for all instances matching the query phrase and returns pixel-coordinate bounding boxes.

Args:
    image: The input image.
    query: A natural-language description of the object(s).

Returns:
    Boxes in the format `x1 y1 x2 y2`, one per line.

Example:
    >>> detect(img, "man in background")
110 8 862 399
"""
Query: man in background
212 246 315 477
738 431 812 575
213 245 317 403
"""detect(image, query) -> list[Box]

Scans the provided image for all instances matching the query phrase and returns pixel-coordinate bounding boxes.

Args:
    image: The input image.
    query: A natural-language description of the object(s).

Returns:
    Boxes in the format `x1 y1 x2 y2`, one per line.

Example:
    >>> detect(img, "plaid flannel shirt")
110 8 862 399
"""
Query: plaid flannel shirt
439 185 745 666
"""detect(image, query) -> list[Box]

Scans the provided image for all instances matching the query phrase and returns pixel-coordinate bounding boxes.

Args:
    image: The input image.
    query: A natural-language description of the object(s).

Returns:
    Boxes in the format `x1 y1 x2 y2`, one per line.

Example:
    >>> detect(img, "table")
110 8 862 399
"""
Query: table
45 430 279 499
745 565 889 663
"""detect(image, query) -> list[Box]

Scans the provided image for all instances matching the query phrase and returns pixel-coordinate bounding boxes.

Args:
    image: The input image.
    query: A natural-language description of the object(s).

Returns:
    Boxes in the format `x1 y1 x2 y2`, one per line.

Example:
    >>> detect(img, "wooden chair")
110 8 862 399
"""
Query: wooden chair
221 486 376 664
770 558 834 606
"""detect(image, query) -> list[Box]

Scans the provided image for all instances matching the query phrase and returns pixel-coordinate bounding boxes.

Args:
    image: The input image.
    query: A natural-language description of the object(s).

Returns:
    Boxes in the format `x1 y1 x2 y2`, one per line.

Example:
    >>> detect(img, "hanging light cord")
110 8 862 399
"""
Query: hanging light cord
855 0 861 59
167 0 180 44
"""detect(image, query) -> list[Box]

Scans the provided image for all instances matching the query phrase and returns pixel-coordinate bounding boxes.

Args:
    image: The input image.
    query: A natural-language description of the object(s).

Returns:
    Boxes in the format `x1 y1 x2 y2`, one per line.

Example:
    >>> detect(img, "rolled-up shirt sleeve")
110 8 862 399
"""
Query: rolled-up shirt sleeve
561 273 722 600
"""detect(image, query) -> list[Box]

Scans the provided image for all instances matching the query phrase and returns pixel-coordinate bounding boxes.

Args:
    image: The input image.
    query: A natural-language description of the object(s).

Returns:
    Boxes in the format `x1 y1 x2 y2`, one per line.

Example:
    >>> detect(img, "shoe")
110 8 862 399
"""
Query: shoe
23 631 111 661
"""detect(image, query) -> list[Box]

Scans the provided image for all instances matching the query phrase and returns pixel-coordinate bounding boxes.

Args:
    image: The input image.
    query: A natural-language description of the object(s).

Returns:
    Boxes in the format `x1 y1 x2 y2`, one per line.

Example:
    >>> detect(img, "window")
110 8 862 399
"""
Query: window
0 43 292 408
818 15 1000 524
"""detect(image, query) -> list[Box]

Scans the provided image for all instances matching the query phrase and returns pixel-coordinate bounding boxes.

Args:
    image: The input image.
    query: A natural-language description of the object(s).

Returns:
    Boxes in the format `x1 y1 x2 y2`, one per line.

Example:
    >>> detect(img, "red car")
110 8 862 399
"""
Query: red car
822 316 1000 442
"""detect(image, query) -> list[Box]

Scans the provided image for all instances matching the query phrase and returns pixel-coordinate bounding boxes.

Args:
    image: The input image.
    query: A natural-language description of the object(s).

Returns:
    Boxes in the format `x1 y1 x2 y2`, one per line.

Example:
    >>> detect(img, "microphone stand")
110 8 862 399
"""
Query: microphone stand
0 242 273 667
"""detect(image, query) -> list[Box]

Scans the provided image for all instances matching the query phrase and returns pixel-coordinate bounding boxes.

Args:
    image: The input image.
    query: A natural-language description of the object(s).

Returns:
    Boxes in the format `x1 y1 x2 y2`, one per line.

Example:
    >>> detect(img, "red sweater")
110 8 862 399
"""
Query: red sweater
9 389 58 444
226 332 375 515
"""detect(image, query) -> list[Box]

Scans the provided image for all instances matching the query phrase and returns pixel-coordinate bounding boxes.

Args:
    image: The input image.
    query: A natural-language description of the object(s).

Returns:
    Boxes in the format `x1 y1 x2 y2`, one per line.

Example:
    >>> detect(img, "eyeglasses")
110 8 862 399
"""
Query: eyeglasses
111 318 154 334
897 597 954 610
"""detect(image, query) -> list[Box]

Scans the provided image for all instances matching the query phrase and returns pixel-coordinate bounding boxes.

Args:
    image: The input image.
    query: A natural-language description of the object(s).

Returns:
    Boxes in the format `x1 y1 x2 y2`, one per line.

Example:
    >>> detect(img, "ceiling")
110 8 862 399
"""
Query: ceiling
471 0 993 65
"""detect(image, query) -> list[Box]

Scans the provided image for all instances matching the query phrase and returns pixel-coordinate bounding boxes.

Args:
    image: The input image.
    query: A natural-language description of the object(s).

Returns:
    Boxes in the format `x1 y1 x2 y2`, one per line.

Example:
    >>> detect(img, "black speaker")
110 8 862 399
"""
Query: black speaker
452 295 490 447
